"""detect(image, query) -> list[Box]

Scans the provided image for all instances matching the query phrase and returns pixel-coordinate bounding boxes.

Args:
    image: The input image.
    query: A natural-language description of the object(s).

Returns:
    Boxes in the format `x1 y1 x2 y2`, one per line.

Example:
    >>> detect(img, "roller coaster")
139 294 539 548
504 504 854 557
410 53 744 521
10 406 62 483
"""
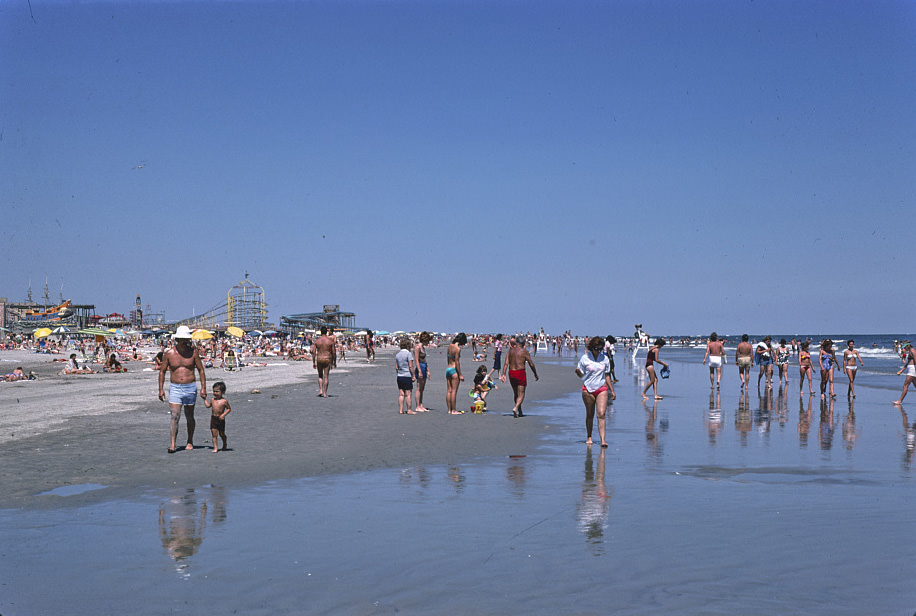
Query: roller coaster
170 274 268 331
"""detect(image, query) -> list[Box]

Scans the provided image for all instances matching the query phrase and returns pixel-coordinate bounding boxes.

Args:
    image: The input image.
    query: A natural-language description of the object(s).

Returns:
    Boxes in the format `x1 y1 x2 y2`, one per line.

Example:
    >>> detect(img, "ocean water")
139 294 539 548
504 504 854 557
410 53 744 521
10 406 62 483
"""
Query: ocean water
2 340 915 615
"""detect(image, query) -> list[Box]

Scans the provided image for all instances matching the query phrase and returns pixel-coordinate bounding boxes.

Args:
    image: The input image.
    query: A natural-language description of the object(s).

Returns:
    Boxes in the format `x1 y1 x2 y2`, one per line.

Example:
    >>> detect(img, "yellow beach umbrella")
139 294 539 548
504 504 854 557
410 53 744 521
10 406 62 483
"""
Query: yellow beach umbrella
191 329 213 340
226 326 244 338
33 327 53 338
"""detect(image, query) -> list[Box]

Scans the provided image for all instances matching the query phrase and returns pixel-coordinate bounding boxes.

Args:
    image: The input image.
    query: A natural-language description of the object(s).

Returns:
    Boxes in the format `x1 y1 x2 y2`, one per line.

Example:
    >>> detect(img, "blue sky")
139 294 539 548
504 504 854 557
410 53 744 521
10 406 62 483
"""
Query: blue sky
2 0 913 336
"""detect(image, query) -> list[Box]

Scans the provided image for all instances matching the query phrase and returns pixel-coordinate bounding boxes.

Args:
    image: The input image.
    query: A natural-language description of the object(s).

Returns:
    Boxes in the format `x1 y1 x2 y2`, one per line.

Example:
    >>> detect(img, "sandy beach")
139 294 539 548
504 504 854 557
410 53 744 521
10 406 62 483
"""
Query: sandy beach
0 346 574 510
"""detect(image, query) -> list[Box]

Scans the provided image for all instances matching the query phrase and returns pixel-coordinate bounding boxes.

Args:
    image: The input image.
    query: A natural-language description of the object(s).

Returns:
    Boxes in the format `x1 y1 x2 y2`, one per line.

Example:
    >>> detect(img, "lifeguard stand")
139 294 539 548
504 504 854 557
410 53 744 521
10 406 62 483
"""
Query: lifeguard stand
536 329 548 352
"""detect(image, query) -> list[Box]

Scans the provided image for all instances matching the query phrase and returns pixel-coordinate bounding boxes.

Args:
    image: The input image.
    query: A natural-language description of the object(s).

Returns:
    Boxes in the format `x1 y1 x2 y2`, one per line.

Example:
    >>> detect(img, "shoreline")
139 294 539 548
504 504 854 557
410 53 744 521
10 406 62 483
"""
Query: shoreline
0 346 579 510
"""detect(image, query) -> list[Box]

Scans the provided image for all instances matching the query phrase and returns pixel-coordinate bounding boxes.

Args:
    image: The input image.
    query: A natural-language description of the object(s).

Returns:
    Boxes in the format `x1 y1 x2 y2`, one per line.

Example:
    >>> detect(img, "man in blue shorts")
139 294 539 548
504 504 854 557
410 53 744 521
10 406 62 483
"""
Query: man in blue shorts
158 325 207 453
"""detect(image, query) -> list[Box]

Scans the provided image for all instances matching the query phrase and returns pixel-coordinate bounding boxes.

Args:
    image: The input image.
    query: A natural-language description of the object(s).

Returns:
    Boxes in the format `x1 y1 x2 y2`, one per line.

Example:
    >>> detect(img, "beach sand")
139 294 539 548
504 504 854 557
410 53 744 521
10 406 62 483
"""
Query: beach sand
0 346 576 509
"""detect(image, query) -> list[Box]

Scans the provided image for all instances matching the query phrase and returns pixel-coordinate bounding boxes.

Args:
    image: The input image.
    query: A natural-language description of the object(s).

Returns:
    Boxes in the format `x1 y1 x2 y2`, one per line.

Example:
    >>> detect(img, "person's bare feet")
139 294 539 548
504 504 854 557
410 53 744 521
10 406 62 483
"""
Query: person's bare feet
185 443 194 450
212 447 218 453
586 438 593 445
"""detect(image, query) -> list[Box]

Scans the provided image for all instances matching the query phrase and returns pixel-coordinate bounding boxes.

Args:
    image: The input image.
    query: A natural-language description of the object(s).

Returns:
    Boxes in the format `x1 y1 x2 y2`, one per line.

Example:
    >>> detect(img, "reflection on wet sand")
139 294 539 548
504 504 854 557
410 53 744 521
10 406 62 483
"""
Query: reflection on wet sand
736 390 752 443
706 390 723 444
643 398 664 461
506 456 527 499
158 486 228 577
819 397 835 451
576 447 611 555
842 399 857 451
899 407 915 469
798 393 814 447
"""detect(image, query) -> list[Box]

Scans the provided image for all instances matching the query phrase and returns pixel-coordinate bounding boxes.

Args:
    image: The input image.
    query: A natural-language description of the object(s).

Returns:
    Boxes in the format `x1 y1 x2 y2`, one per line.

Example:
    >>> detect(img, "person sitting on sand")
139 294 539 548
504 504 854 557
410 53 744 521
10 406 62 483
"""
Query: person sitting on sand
63 353 93 375
204 381 231 452
104 353 126 373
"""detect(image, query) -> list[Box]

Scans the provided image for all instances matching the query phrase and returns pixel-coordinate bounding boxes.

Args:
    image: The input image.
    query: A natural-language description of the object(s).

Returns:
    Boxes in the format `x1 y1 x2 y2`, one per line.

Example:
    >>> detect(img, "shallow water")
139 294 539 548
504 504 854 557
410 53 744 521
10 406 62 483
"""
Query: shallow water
3 348 915 615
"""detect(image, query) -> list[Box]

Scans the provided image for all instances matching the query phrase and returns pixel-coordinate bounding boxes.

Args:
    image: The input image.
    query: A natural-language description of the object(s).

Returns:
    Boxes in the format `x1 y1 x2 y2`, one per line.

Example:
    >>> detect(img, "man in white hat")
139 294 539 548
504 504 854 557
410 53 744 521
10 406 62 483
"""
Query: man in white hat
158 325 207 453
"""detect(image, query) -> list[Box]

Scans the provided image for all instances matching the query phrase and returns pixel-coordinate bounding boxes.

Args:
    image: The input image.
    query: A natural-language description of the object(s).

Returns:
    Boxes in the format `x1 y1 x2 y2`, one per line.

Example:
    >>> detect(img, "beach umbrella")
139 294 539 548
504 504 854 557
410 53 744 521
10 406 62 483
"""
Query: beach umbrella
226 326 244 338
262 330 278 336
191 329 214 340
248 329 263 336
108 328 126 337
53 326 70 334
33 327 53 338
77 327 114 337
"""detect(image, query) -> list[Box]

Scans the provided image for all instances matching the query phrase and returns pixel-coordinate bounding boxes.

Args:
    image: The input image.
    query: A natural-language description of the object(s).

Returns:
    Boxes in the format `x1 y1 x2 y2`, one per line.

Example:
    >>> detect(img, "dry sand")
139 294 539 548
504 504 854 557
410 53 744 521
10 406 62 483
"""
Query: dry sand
0 346 576 509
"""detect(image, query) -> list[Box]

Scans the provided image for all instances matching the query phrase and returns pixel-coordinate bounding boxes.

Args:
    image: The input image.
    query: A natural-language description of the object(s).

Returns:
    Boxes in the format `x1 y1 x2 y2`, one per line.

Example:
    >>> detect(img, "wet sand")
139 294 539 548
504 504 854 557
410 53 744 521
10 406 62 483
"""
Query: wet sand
0 347 576 509
3 346 915 615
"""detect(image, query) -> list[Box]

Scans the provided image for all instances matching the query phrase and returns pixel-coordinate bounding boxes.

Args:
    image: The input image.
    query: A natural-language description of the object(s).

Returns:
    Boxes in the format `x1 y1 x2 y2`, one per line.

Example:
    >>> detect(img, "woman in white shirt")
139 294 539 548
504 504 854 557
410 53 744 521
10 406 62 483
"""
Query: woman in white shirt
575 336 616 448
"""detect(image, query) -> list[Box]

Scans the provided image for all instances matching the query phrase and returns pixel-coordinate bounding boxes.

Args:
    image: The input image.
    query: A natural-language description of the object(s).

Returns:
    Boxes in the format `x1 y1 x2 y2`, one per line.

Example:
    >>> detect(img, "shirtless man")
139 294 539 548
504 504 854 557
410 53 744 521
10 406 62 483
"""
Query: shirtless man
736 334 753 389
312 325 337 397
500 334 539 418
702 332 726 389
158 325 207 454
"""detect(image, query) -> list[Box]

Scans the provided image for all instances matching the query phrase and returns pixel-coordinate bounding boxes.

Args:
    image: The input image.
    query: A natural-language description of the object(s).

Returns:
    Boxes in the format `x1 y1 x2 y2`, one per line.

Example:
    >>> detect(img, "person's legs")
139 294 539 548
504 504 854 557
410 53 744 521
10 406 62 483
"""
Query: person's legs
595 390 609 447
415 375 427 411
183 405 195 449
446 374 459 413
168 403 182 452
846 368 856 397
582 390 596 444
828 368 835 398
820 369 828 398
642 366 656 399
514 384 527 417
893 376 914 405
211 426 219 452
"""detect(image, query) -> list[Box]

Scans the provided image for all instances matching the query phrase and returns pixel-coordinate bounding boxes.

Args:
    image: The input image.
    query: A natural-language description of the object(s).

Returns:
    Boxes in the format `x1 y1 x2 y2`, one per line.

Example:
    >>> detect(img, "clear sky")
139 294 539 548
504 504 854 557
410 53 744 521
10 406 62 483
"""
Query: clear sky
2 0 914 336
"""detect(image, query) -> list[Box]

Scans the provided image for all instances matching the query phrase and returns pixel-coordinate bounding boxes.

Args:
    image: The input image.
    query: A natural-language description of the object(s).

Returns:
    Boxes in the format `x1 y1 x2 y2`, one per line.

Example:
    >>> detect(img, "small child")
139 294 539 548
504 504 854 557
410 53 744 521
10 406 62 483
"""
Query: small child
472 365 498 411
204 381 231 452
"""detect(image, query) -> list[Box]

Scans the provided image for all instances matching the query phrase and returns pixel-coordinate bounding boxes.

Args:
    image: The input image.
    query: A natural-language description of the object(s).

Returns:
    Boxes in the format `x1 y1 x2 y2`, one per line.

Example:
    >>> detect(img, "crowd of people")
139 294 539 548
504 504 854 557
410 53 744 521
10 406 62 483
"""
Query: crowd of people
5 324 916 456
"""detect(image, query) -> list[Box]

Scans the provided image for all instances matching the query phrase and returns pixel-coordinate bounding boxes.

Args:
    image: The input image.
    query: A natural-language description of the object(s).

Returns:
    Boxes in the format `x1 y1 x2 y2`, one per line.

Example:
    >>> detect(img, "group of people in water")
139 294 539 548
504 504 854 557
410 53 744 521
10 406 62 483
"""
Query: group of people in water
700 333 870 400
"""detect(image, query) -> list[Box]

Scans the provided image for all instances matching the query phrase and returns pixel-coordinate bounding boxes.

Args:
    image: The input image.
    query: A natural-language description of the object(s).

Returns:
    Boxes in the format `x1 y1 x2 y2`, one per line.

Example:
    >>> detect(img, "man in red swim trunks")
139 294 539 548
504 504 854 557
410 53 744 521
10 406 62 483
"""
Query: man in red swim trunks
500 334 539 418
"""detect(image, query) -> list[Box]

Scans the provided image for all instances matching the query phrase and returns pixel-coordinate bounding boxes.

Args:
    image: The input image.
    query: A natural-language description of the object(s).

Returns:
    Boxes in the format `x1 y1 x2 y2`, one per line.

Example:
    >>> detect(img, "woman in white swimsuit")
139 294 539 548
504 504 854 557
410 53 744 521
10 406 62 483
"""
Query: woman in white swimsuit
843 340 864 398
893 342 916 406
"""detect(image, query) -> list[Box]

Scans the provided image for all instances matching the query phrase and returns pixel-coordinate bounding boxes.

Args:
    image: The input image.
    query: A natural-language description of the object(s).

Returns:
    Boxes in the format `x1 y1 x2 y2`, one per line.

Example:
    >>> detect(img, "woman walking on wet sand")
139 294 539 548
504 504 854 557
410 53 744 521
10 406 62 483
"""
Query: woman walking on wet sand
843 339 864 398
642 338 668 401
445 333 466 414
819 339 839 399
798 341 815 395
576 336 616 447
